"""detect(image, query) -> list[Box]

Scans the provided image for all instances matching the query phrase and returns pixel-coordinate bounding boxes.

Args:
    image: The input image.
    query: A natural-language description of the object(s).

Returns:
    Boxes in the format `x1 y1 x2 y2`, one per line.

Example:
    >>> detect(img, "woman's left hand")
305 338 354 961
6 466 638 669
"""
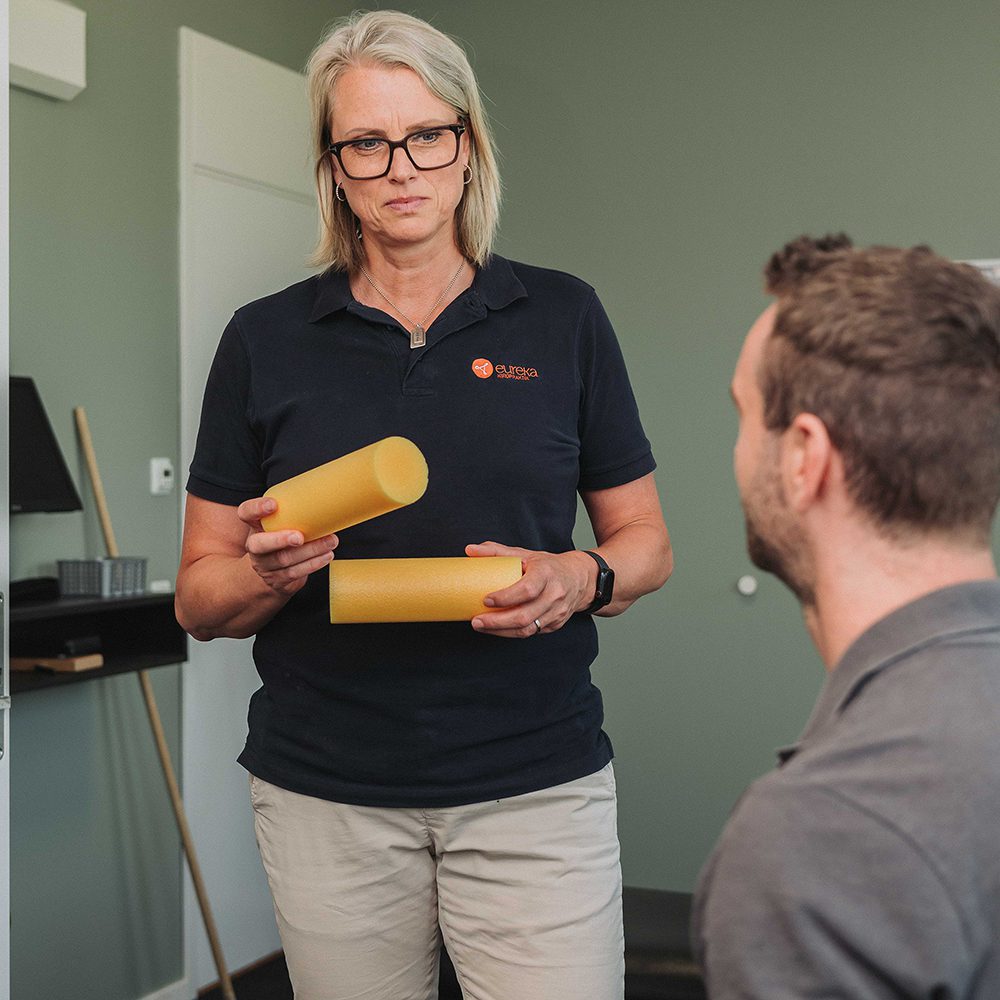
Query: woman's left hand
466 541 595 638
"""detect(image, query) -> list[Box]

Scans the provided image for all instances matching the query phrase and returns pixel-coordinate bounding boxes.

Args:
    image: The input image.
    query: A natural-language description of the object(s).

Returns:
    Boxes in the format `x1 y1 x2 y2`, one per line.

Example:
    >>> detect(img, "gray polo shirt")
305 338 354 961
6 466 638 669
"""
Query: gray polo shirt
693 580 1000 998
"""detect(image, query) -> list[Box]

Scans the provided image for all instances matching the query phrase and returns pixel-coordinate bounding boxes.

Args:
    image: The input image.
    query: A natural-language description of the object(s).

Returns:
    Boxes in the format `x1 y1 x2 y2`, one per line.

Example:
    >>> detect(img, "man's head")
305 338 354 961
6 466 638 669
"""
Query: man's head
733 235 1000 602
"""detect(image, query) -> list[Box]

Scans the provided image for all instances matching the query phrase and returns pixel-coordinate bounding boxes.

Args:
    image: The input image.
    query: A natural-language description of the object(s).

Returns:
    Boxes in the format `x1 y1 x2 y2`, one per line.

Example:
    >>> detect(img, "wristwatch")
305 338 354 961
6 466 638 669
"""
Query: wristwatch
581 550 615 614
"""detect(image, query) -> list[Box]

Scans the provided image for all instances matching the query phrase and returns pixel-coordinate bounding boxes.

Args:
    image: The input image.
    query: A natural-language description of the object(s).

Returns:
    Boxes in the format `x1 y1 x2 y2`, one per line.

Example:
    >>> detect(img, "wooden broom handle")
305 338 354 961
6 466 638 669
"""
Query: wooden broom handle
73 405 236 1000
73 406 119 558
139 671 237 1000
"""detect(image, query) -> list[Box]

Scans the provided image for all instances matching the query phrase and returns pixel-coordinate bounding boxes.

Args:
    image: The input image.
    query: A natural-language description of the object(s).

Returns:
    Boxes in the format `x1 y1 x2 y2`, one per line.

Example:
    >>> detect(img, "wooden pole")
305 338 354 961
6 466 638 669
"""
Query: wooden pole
73 406 118 557
137 671 237 1000
74 406 237 1000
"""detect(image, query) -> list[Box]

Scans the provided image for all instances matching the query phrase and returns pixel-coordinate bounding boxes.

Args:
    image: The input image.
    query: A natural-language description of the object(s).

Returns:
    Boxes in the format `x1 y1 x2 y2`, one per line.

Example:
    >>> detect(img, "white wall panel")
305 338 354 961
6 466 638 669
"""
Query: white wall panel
179 27 316 991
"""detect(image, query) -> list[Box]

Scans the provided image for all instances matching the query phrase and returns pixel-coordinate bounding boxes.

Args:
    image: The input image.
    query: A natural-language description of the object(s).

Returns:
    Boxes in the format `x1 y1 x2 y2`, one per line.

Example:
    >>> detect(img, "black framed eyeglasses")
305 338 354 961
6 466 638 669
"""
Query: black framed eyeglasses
327 123 466 180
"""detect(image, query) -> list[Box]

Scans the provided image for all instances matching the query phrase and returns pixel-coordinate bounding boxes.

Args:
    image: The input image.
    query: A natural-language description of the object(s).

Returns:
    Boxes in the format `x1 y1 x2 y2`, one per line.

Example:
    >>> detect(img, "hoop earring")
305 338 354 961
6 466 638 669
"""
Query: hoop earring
335 182 346 203
462 165 473 186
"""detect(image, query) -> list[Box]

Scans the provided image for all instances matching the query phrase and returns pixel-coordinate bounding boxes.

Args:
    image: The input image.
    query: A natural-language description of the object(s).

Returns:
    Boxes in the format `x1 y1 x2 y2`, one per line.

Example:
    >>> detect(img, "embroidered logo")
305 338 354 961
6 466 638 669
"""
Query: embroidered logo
495 364 539 380
471 358 540 381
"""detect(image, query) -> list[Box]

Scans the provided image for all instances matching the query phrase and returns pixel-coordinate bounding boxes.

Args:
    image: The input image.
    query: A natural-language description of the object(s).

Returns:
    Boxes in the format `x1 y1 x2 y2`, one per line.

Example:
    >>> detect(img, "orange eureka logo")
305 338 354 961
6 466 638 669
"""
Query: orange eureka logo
471 358 540 381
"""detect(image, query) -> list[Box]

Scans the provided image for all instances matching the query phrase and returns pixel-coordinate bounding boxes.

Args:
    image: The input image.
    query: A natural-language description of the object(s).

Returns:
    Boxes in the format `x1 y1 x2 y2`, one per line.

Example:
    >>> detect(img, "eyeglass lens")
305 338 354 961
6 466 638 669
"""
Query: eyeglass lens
338 127 460 179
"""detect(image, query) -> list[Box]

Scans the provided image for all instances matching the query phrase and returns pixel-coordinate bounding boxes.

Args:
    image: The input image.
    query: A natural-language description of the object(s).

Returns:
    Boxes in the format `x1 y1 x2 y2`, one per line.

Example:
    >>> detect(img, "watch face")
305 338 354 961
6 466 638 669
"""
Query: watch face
583 550 614 612
596 566 614 605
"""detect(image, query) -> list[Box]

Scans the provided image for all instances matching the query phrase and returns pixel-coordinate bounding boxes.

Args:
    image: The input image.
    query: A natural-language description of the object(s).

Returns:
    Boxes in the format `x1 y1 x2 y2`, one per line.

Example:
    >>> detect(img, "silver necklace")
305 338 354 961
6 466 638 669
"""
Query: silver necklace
358 259 467 349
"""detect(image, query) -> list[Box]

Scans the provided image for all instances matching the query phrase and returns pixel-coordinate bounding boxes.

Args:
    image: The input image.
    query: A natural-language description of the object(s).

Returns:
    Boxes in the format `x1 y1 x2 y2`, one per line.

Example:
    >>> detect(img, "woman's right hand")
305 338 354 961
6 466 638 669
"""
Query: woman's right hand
237 497 338 597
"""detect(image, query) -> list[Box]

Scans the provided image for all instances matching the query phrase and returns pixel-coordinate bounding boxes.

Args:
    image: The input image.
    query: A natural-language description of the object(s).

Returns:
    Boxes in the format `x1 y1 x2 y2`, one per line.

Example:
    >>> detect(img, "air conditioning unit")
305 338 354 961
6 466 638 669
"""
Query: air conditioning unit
10 0 86 101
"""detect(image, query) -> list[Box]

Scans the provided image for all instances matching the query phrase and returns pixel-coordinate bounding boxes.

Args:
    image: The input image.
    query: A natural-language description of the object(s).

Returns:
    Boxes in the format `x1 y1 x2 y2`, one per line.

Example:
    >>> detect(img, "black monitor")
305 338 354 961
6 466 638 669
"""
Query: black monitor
9 376 83 514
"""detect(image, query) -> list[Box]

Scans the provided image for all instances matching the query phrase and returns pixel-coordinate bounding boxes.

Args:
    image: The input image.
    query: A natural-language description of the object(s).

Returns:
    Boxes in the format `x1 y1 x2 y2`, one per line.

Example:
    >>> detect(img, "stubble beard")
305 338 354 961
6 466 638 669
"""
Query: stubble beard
743 463 816 608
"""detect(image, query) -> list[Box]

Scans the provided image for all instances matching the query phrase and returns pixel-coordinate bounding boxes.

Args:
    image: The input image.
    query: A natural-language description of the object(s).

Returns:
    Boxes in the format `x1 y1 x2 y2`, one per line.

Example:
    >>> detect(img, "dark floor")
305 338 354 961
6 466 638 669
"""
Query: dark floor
199 951 292 999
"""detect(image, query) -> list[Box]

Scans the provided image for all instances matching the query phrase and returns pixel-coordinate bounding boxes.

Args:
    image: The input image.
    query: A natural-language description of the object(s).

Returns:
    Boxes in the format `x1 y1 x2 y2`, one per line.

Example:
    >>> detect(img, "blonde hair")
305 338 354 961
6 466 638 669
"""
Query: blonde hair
306 10 502 272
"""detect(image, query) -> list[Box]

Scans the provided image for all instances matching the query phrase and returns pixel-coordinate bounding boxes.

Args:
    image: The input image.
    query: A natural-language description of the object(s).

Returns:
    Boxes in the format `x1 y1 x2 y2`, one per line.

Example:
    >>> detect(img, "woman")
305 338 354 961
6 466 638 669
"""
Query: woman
176 10 672 1000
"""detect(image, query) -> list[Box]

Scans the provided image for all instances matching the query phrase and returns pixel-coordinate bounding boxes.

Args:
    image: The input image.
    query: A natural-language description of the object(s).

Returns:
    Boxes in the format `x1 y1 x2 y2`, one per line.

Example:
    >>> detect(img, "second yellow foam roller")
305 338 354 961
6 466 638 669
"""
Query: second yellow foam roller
329 556 524 623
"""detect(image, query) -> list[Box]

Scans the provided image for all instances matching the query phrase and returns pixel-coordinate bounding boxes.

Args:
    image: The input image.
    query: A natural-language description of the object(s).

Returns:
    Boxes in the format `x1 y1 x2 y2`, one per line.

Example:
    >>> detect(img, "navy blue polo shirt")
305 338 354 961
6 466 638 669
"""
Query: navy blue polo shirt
187 254 655 807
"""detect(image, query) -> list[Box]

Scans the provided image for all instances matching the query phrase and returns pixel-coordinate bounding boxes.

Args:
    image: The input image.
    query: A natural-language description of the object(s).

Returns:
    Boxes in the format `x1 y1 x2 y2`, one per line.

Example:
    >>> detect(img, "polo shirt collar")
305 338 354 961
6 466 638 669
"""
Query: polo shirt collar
307 253 526 323
308 267 352 322
778 579 1000 764
472 254 527 310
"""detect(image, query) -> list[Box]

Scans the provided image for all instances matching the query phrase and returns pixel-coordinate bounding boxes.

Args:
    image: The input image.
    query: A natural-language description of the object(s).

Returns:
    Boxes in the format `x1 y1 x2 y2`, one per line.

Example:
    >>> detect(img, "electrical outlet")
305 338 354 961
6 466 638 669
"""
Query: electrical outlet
150 457 174 495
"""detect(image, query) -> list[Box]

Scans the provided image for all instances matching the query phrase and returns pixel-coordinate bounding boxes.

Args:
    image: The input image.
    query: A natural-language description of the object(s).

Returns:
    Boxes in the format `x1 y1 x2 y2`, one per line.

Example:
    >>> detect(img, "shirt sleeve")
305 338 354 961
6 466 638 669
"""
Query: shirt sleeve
692 778 973 999
576 291 656 491
186 313 267 506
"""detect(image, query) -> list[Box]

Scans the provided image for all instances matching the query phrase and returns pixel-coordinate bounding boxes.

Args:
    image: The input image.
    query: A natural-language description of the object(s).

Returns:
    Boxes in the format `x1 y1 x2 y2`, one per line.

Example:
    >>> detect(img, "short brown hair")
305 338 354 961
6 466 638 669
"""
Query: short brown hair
761 234 1000 542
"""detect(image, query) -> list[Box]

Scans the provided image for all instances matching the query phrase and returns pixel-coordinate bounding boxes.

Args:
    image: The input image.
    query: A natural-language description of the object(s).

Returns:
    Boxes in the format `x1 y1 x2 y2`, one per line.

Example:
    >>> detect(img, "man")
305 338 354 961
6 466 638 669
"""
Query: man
693 234 1000 997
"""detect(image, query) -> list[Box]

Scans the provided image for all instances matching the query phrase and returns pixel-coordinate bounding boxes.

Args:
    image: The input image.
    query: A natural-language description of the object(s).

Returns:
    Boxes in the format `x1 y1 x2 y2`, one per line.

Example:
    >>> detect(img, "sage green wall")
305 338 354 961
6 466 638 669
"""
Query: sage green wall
408 0 1000 889
10 3 344 998
9 1 1000 997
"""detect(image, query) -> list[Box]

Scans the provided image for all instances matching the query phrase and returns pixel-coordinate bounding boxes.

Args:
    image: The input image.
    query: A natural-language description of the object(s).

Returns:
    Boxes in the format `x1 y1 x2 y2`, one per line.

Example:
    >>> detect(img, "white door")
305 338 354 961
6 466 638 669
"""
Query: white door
0 1 11 997
178 28 317 991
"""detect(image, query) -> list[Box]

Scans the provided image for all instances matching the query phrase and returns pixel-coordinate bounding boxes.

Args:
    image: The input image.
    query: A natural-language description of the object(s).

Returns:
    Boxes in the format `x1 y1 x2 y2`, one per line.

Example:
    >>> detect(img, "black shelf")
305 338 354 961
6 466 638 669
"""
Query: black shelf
9 592 188 694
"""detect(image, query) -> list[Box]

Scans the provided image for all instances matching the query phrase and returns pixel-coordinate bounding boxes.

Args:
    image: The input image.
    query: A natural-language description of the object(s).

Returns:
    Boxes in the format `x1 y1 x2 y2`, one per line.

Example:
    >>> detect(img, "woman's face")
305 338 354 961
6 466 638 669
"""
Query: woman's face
329 63 469 256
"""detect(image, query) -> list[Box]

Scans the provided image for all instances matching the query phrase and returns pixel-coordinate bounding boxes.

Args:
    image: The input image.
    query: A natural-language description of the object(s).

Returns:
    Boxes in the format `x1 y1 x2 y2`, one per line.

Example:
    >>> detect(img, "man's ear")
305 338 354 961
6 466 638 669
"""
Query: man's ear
780 413 834 513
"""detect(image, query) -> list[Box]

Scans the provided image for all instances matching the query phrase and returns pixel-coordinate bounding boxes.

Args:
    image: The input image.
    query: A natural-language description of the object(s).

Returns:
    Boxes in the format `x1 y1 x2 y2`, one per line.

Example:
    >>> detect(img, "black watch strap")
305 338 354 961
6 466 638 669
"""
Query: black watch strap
581 550 615 614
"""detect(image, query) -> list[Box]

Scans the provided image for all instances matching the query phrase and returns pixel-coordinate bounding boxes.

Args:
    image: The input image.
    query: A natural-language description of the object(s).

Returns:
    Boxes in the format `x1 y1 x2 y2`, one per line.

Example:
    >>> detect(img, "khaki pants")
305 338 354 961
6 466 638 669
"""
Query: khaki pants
249 764 624 1000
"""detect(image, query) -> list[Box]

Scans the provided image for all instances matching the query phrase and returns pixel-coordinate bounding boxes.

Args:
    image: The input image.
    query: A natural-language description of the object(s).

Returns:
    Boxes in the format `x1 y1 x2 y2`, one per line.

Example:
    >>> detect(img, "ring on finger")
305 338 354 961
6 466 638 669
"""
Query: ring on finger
533 618 542 634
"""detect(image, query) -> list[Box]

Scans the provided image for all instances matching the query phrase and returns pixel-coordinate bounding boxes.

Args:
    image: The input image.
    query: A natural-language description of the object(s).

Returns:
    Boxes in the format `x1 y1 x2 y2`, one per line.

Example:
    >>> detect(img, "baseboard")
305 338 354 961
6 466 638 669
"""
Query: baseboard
139 978 191 1000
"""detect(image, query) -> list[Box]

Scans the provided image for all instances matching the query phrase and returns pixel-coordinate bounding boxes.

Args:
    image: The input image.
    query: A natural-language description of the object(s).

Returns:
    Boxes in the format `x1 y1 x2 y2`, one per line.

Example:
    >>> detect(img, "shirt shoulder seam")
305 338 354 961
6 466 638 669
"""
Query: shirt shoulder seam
574 287 600 392
228 310 258 428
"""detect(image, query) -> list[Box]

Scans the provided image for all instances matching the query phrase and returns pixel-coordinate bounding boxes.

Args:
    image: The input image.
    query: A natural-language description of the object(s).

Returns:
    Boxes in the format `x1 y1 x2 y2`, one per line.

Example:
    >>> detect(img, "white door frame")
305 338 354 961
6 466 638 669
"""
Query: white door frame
0 0 13 996
178 27 315 992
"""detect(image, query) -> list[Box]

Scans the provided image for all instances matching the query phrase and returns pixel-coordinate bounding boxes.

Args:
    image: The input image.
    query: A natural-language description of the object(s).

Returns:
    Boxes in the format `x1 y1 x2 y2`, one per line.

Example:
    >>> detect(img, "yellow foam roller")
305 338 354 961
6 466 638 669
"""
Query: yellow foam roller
329 556 524 623
261 437 427 542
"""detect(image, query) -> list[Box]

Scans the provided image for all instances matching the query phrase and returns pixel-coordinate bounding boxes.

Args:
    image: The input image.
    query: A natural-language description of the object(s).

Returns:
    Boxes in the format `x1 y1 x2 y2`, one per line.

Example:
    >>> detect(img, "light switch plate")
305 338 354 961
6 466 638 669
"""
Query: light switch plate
150 457 175 495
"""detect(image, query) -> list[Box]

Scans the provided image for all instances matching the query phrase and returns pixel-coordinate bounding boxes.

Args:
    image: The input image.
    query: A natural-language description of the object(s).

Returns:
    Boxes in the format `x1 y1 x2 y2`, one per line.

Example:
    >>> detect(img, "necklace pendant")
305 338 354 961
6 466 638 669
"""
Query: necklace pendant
409 325 426 349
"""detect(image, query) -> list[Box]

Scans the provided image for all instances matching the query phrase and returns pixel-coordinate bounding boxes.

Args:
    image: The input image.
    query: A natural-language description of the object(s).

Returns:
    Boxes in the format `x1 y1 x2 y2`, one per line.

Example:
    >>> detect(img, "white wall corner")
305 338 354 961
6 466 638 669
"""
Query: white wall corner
10 0 85 101
966 259 1000 287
